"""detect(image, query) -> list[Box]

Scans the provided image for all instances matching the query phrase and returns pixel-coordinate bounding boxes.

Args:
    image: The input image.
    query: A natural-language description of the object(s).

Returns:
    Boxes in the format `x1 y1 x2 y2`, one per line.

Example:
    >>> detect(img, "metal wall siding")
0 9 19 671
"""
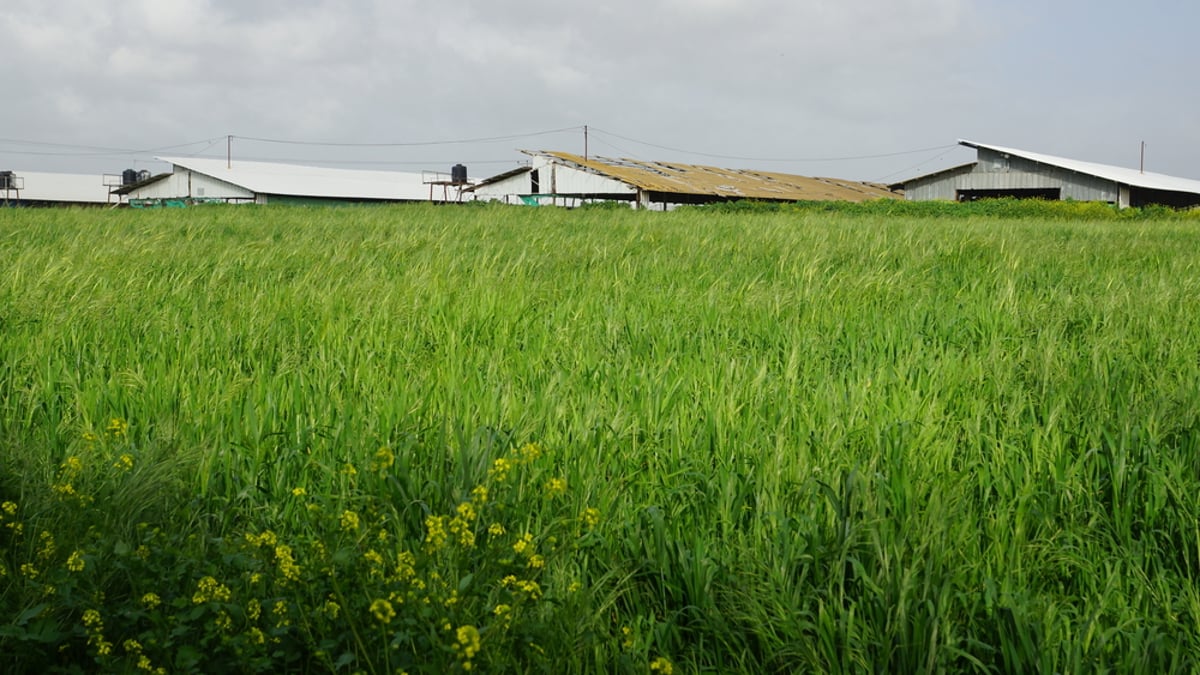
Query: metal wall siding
904 156 1120 202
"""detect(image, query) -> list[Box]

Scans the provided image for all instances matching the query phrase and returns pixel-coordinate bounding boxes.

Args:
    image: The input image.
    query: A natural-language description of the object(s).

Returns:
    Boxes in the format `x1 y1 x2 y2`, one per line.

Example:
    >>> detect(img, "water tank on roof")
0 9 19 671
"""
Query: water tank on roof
451 164 467 185
122 169 138 186
0 171 12 190
138 169 151 182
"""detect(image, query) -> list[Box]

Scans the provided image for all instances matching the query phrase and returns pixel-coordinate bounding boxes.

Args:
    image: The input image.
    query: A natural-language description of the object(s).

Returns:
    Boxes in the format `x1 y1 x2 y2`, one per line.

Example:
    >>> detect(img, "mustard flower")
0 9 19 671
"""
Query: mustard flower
140 593 162 610
193 576 232 604
113 454 134 471
449 516 475 548
275 544 302 582
424 515 448 551
545 477 567 497
66 550 85 572
582 507 601 529
106 417 129 438
650 656 674 674
471 484 489 504
291 486 307 497
372 446 395 471
489 457 514 482
455 624 482 659
513 533 534 556
488 522 506 537
518 442 543 463
340 510 361 532
370 598 396 624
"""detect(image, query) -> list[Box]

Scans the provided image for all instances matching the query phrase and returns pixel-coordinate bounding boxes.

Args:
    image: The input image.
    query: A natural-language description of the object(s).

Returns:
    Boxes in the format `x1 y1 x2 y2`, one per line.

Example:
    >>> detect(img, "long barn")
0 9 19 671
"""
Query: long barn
469 151 899 209
892 140 1200 208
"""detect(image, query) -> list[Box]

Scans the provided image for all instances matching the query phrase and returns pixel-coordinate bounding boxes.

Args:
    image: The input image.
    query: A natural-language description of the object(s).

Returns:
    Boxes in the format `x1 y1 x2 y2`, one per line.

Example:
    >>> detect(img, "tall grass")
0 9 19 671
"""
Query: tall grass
2 203 1200 672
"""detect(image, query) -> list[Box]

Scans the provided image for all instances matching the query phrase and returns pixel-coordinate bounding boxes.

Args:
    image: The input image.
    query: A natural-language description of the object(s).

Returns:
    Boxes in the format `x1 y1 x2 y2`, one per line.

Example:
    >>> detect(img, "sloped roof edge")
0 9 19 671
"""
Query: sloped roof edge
957 140 1200 194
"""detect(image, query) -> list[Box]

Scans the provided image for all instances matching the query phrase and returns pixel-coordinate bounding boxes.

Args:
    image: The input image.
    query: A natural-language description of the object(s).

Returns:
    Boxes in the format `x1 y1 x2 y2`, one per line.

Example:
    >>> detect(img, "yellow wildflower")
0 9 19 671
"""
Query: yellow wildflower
275 544 302 582
513 533 534 556
518 442 543 463
140 593 162 610
424 515 448 551
66 550 85 572
471 485 488 504
193 576 232 604
650 656 674 674
582 507 601 529
455 624 482 659
1 501 16 516
106 417 129 438
545 477 567 497
291 486 307 497
449 516 475 548
247 598 262 621
340 510 360 532
372 446 395 471
371 598 395 623
489 457 514 482
488 522 505 538
516 579 542 599
113 454 134 471
528 554 545 570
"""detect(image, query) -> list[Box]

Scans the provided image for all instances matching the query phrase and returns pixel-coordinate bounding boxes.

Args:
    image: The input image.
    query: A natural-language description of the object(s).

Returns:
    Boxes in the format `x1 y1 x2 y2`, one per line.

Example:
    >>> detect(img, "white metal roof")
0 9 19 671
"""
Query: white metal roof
1 171 119 204
958 140 1200 194
156 156 448 201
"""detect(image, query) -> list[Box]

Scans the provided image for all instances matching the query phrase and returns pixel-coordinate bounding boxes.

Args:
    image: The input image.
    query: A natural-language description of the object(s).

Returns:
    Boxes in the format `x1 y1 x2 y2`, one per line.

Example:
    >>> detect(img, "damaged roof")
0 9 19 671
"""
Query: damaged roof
527 151 899 202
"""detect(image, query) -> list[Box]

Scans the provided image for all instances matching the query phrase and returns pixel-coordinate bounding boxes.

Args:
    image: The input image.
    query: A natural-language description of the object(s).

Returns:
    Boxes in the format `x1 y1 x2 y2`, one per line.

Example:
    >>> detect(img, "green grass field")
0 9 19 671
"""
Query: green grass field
3 202 1200 673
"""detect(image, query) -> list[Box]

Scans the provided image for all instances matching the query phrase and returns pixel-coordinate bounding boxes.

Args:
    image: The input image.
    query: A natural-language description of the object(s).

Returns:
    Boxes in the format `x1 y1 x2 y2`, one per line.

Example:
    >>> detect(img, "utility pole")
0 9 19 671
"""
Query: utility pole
228 135 232 169
584 125 588 161
1140 141 1145 174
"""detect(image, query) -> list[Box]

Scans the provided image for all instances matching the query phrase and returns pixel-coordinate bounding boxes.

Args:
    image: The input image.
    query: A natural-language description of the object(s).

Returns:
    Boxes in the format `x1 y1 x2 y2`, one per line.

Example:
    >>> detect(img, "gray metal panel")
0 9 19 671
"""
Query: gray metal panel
901 153 1121 202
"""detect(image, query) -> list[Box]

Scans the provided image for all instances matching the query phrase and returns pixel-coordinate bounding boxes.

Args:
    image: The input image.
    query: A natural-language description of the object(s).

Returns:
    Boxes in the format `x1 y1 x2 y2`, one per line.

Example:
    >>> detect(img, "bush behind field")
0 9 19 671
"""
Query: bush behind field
2 204 1200 672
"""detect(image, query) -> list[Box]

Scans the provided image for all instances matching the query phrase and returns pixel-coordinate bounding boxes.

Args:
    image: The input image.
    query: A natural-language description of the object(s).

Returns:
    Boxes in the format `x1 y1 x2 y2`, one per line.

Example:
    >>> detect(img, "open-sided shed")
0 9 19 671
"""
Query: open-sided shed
891 140 1200 208
468 151 899 209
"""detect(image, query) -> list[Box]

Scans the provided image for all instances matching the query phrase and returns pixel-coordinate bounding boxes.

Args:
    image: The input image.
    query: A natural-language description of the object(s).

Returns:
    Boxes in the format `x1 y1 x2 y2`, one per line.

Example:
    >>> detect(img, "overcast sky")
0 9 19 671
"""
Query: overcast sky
1 0 1196 183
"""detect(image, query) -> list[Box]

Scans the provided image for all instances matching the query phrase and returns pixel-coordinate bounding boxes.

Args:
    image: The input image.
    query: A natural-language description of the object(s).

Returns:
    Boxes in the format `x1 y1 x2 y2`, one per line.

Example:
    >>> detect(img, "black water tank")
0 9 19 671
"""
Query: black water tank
451 164 467 185
122 169 138 186
0 171 12 190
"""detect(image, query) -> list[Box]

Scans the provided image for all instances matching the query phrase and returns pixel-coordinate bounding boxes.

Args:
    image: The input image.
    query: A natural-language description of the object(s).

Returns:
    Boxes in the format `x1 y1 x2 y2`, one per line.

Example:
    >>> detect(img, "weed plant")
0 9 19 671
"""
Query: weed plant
2 203 1200 672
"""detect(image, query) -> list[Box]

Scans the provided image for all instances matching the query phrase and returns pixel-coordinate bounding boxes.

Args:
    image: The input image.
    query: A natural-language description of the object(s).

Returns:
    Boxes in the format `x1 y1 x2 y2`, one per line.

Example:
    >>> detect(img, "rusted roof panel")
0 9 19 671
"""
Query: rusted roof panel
532 151 898 202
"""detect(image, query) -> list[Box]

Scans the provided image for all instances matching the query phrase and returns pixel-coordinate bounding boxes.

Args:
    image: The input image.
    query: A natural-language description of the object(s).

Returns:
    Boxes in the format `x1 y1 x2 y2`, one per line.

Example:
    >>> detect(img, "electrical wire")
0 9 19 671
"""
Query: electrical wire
0 137 228 158
230 126 585 148
587 127 957 163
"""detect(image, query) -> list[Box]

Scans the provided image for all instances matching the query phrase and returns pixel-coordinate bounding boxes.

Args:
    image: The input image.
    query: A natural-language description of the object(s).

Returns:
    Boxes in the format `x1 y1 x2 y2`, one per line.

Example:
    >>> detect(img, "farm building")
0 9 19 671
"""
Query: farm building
891 140 1200 208
468 151 899 209
0 169 128 207
114 157 472 206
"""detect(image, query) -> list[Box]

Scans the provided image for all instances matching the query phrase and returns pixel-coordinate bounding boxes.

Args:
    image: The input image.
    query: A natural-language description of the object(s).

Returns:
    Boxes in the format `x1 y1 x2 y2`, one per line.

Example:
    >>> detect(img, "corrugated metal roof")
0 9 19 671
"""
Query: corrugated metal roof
0 170 118 204
527 151 899 202
958 140 1200 194
156 156 445 201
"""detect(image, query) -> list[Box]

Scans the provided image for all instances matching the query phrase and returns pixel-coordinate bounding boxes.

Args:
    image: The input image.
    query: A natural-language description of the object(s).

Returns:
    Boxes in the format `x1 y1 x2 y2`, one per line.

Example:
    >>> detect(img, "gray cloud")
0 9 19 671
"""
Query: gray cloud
1 1 1196 181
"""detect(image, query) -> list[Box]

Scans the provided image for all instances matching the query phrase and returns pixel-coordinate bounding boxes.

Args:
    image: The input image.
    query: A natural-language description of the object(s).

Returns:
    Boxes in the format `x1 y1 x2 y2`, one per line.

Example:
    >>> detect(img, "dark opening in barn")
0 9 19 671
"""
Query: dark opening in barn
956 188 1061 202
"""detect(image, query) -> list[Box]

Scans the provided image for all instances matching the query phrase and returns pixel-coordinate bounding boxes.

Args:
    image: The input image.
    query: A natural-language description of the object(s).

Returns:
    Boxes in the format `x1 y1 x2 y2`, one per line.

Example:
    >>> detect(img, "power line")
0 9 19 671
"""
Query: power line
0 137 227 158
230 126 585 148
587 127 957 163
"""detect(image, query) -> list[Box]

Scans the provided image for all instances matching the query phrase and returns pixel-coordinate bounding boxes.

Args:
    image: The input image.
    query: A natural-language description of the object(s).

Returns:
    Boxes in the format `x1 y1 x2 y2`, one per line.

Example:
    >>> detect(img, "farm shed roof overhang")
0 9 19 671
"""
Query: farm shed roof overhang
155 157 445 201
523 151 899 202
